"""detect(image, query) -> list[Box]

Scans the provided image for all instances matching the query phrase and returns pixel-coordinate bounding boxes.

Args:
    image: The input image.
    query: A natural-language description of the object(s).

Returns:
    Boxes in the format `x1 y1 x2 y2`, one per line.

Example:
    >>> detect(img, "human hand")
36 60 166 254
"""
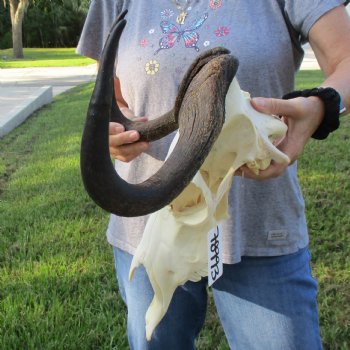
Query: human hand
237 95 324 180
109 109 149 162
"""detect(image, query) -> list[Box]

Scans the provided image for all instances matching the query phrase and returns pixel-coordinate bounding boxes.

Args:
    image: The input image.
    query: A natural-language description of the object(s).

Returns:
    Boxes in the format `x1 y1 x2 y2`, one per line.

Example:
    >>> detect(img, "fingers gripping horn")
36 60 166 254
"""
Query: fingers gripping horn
80 11 239 217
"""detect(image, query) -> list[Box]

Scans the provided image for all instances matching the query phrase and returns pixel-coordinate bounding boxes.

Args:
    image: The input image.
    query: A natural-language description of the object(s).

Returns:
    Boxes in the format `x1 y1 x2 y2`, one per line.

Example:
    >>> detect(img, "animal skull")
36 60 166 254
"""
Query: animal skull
129 77 290 340
80 13 290 342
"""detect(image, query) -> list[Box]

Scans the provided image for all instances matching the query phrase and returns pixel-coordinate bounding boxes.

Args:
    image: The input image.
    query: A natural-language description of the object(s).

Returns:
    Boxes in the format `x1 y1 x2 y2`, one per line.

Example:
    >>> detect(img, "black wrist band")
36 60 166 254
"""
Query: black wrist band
282 87 340 140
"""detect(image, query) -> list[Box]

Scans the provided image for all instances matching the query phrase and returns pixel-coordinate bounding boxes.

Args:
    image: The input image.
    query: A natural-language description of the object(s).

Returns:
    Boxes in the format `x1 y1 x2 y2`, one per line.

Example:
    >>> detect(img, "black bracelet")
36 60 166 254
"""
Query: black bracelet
282 87 340 140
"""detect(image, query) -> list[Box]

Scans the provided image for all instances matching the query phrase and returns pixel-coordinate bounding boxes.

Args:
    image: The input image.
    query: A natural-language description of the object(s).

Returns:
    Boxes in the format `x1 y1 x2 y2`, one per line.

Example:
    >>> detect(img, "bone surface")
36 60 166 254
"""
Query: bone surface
129 77 290 340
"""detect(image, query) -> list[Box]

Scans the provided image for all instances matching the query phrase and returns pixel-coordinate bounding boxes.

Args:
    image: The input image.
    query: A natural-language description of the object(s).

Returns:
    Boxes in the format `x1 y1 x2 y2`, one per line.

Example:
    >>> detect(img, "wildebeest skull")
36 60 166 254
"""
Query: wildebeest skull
80 11 290 341
129 78 290 340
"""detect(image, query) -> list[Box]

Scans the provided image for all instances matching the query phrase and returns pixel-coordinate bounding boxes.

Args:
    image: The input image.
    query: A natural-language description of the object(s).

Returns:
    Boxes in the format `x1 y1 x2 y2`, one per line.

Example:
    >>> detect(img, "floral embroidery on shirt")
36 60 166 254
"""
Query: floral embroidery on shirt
214 26 230 37
140 39 149 47
203 40 210 47
149 28 155 34
154 13 208 54
161 9 174 19
209 0 223 10
145 60 160 75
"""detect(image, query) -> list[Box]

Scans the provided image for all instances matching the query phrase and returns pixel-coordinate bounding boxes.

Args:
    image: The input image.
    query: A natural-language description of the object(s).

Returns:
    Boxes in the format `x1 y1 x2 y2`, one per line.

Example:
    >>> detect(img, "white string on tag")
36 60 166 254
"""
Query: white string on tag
208 224 223 286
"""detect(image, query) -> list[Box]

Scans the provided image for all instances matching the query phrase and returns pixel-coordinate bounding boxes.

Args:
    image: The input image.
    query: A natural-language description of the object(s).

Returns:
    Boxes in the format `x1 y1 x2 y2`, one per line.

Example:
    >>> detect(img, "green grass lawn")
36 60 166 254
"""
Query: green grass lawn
0 48 95 68
0 70 349 349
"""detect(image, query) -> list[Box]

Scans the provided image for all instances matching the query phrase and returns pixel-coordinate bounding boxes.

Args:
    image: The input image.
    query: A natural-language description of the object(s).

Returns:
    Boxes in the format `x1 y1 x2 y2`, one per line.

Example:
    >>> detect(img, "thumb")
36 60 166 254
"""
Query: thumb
251 97 296 117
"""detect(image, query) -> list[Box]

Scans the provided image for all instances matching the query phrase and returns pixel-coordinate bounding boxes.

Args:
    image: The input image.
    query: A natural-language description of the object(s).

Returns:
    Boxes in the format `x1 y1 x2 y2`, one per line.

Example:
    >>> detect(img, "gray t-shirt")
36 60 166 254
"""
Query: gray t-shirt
77 0 342 263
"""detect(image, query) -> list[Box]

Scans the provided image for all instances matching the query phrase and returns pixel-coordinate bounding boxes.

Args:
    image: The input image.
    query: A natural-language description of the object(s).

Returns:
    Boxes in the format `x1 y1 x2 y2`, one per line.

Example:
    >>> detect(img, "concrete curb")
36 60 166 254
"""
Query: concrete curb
0 86 53 138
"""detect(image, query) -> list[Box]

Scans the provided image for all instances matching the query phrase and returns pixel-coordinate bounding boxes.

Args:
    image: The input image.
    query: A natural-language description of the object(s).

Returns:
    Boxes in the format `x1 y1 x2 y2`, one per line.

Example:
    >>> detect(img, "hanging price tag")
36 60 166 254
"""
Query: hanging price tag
208 224 223 286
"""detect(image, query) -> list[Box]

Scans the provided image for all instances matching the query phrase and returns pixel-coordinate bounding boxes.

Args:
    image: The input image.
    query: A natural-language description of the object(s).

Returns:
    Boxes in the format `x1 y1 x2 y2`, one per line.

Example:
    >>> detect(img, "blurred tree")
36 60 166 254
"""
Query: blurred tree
0 1 12 49
5 0 29 58
23 0 90 47
1 0 90 50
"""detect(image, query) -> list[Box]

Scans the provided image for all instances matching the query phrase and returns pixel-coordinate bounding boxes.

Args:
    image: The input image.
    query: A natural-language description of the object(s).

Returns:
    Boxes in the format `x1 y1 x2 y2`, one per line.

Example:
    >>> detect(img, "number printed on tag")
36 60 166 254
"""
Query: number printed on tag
208 225 223 286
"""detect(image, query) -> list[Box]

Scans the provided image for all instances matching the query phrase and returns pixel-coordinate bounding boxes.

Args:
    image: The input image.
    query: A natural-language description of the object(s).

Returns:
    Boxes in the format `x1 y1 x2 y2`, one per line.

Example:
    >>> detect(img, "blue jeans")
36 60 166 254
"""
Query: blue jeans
113 246 322 350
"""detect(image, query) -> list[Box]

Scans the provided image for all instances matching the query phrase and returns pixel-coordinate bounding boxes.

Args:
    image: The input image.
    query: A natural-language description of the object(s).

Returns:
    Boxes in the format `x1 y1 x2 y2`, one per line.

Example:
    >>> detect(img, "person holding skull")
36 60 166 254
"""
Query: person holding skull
77 1 350 349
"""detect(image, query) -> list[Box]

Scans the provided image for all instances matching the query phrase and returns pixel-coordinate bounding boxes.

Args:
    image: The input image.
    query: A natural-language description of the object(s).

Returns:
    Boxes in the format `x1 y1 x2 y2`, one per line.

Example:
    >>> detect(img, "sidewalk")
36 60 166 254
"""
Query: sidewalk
0 64 97 137
0 45 319 138
301 44 320 70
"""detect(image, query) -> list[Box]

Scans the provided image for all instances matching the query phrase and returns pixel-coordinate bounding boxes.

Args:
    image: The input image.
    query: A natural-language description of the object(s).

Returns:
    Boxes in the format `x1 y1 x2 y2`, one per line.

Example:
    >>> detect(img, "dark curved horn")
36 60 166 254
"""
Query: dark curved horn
80 12 239 217
110 46 234 142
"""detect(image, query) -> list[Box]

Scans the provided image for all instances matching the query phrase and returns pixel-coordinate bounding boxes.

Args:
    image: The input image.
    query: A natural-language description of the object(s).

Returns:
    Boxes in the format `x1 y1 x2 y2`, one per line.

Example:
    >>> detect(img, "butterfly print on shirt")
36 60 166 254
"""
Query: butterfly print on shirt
154 13 209 55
